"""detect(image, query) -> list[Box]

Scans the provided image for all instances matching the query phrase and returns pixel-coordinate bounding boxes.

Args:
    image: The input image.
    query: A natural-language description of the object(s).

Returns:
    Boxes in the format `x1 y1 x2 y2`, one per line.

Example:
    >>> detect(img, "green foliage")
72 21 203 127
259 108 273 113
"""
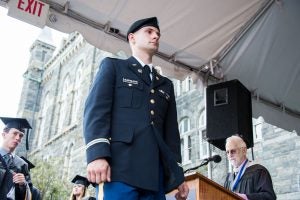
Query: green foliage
29 157 71 200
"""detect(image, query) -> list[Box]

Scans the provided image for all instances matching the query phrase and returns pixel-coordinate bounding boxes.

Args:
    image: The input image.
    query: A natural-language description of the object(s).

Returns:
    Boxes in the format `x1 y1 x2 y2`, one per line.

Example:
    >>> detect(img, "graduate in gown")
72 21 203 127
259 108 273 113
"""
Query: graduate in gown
224 135 276 200
69 175 96 200
0 117 33 200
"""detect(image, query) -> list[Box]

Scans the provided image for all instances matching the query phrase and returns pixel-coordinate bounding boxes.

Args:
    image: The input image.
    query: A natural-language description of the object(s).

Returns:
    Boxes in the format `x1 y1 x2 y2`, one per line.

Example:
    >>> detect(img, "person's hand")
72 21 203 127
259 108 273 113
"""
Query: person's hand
12 172 26 185
87 158 111 184
235 193 248 200
175 181 189 200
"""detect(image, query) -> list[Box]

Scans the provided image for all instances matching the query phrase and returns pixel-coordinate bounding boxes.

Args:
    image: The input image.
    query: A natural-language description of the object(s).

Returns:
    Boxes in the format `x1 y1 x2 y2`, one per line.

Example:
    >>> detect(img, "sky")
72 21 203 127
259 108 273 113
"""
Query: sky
0 7 66 131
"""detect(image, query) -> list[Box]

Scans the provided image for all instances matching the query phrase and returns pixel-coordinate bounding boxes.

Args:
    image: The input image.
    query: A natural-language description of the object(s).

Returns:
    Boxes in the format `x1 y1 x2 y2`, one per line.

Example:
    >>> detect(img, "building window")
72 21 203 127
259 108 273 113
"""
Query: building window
198 110 208 159
57 75 71 133
37 92 51 147
180 117 191 133
179 117 192 164
253 116 264 142
72 60 84 123
188 135 192 160
183 76 192 93
175 77 193 97
176 80 182 97
62 143 73 179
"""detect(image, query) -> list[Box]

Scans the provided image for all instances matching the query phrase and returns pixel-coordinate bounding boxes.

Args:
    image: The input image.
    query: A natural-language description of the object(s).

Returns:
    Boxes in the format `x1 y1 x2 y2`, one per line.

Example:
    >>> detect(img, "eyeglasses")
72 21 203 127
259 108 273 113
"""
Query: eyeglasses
226 147 245 155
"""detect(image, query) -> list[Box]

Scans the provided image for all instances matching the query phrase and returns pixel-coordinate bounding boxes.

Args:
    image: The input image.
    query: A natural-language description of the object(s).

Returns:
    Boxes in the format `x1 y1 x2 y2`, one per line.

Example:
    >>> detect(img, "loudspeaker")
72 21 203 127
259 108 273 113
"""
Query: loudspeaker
206 79 253 150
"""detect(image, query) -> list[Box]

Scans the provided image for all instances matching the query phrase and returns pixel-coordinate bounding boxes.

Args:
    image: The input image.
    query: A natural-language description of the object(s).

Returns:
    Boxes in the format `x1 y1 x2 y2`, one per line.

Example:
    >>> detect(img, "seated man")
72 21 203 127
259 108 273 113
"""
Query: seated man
224 135 276 200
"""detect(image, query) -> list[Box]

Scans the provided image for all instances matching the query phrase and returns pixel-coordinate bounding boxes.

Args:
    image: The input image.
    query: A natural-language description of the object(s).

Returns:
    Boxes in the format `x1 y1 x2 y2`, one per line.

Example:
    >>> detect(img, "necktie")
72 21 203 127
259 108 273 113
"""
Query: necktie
233 172 237 180
143 65 152 83
3 153 13 168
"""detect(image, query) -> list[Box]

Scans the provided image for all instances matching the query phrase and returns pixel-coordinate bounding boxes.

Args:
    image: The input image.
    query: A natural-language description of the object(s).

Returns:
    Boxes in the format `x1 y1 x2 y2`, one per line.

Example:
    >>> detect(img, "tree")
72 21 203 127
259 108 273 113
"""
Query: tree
29 157 71 200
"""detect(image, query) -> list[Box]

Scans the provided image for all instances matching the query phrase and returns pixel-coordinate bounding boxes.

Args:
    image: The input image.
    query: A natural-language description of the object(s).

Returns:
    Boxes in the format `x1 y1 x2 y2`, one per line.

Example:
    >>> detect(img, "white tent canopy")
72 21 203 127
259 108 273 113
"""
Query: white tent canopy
2 0 299 133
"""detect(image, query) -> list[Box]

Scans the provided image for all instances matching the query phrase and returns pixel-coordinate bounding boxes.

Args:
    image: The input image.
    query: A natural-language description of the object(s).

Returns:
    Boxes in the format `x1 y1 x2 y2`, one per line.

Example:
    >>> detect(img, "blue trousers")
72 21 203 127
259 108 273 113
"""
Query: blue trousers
103 166 166 200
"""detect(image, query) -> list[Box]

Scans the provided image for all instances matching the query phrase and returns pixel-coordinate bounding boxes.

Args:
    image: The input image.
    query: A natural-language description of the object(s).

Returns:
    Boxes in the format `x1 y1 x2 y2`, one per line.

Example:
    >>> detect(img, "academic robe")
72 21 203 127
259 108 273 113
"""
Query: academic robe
224 164 276 200
0 154 32 200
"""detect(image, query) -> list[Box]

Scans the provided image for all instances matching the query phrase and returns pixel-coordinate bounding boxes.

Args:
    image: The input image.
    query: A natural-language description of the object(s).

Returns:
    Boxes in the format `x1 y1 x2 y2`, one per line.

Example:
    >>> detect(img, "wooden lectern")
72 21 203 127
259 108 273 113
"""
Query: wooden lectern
166 172 242 200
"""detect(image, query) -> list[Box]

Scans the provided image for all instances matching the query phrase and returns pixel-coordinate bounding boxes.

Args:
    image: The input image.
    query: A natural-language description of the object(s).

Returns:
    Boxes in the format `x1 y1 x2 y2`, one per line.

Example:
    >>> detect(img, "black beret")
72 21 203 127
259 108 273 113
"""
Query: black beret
127 17 160 41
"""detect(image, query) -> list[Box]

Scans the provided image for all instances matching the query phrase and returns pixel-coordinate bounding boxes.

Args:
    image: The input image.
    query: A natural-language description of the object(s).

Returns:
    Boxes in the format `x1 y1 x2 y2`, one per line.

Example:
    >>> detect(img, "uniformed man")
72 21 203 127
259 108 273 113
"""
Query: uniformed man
0 117 32 200
70 175 96 200
83 17 189 199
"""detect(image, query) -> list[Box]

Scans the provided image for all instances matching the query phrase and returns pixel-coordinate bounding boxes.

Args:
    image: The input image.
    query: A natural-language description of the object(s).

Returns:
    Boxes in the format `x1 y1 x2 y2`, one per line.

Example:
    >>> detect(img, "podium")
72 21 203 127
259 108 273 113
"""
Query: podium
166 172 242 200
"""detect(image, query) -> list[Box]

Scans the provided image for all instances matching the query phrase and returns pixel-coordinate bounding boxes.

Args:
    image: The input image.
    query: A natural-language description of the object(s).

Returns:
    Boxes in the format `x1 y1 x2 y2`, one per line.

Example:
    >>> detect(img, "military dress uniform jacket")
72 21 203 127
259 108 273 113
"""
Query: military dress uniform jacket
84 56 184 192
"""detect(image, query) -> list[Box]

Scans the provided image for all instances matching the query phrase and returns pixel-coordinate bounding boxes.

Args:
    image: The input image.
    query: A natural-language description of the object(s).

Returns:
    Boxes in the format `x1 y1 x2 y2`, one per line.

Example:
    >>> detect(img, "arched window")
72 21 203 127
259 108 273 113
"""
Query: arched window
57 75 71 133
37 92 51 147
253 116 264 142
175 80 182 97
62 143 73 179
179 117 192 164
183 76 193 93
72 60 84 123
179 117 191 133
198 110 208 159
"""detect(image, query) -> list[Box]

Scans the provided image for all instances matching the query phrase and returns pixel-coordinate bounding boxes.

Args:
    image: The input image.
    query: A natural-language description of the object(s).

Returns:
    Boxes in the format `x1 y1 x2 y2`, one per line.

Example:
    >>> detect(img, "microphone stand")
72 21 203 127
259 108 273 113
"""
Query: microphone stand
184 159 209 174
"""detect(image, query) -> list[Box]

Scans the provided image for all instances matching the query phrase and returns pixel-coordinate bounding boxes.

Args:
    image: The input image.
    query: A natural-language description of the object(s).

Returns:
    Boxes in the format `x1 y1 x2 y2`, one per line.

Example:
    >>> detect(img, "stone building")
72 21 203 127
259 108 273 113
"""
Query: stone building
16 29 300 199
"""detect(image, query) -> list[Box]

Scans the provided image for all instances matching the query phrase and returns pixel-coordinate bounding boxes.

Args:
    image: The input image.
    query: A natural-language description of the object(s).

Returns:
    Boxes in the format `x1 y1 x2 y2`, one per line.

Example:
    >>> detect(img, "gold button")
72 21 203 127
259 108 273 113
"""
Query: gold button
150 110 155 115
150 99 155 104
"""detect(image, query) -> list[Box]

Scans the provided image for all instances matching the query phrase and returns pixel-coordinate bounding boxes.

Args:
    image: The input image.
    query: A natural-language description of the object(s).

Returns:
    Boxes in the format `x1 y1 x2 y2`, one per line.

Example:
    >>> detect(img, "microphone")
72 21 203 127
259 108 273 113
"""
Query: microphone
203 154 222 163
184 155 222 173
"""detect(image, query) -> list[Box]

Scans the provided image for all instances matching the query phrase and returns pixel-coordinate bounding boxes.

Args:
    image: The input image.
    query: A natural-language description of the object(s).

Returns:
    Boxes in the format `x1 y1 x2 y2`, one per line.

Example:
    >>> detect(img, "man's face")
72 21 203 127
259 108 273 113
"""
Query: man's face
225 140 247 168
130 26 160 54
1 128 24 151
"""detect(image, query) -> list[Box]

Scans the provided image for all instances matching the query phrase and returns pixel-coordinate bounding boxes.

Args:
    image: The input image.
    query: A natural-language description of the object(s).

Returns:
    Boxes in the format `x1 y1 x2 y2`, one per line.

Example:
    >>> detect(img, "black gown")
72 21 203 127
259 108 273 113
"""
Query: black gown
224 164 276 200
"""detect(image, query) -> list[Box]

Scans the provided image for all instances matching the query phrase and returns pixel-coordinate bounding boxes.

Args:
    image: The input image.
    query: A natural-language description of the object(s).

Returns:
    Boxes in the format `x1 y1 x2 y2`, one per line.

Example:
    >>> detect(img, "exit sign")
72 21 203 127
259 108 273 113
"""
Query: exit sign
8 0 49 28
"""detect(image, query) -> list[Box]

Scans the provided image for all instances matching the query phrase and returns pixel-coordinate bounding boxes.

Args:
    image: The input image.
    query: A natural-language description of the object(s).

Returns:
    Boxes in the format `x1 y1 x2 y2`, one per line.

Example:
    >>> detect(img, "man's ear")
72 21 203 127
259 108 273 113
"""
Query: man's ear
242 147 247 154
128 33 135 44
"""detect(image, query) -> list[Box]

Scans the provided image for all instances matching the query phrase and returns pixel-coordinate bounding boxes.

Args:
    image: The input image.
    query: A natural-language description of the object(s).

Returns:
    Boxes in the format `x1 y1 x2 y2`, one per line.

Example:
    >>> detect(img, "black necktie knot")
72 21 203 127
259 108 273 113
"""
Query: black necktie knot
143 65 152 83
144 65 151 74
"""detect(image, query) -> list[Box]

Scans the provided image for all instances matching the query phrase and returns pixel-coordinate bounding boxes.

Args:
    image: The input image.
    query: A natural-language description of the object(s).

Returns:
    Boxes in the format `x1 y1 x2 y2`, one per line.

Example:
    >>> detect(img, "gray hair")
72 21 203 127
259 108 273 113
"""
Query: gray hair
226 135 247 148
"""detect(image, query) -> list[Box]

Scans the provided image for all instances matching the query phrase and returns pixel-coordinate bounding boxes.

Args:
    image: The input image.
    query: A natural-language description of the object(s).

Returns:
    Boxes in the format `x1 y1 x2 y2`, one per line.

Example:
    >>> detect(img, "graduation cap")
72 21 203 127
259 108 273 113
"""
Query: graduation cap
20 156 35 171
127 17 160 41
1 117 32 150
71 175 91 187
0 117 32 133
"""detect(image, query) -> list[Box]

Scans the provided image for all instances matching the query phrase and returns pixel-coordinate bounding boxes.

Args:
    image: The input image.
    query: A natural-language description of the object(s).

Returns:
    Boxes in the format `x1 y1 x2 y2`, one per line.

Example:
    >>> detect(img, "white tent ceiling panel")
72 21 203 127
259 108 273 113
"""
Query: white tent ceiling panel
3 0 299 133
42 0 269 69
220 0 300 133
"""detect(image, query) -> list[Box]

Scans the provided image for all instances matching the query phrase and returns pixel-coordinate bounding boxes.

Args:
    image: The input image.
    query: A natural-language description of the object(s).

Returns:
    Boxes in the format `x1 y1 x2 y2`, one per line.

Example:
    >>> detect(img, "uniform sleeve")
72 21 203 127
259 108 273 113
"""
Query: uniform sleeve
163 82 182 163
83 57 116 163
